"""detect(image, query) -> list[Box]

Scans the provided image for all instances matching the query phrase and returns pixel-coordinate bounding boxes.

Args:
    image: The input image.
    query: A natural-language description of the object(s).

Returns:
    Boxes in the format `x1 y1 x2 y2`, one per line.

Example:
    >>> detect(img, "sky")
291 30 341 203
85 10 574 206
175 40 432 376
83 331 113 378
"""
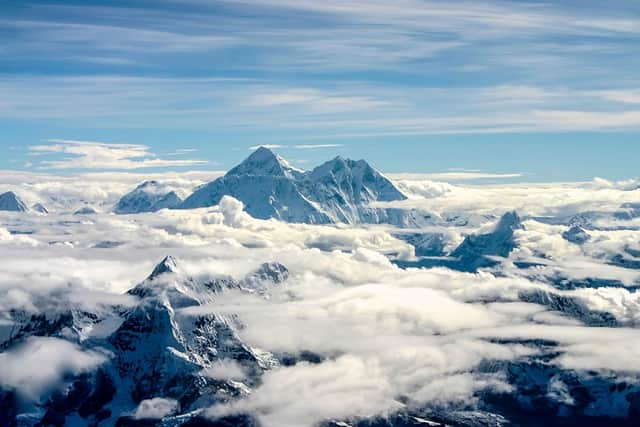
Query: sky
1 0 639 181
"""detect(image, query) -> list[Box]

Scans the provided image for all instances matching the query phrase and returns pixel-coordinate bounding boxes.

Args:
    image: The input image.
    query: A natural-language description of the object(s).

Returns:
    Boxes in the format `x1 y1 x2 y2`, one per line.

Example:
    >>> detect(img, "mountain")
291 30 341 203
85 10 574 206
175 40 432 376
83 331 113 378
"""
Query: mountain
0 191 28 212
447 211 523 272
395 212 523 272
179 147 408 224
562 225 591 245
31 203 48 214
226 146 303 180
393 232 447 257
114 181 183 214
181 148 330 224
615 202 640 221
74 206 98 215
0 256 287 426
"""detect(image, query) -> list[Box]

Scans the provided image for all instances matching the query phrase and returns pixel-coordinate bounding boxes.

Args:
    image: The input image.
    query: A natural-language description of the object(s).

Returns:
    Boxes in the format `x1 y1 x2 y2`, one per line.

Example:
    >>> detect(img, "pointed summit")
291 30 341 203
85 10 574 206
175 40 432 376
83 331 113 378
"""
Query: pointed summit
493 211 523 233
147 255 179 281
114 180 182 214
129 256 182 298
563 225 591 245
448 211 523 272
0 191 28 212
227 146 303 179
179 148 407 224
32 203 48 214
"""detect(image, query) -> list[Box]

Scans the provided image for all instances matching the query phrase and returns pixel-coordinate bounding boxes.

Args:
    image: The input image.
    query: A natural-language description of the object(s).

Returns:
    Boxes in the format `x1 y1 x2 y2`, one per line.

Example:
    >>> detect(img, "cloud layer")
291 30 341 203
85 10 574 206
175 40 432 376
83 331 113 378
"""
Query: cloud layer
0 171 640 425
29 139 208 170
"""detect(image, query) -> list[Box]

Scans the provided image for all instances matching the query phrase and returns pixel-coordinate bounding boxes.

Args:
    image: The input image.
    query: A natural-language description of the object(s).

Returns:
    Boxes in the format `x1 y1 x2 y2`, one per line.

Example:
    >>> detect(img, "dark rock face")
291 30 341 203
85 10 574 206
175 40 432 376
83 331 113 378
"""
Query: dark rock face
32 203 48 214
0 256 287 425
614 203 640 221
0 390 18 427
393 233 447 257
519 290 619 326
180 414 261 427
449 211 522 272
35 369 116 426
477 359 640 427
1 312 75 350
0 191 28 212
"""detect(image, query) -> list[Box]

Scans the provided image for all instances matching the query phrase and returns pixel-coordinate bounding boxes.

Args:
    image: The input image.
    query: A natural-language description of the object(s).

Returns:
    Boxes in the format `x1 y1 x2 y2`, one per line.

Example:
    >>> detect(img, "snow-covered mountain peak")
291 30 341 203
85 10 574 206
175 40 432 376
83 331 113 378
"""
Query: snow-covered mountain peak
563 225 591 245
308 155 407 206
0 191 28 212
493 210 523 233
114 180 183 214
227 146 303 179
446 211 523 272
148 255 180 281
179 149 412 224
32 202 48 214
310 156 364 179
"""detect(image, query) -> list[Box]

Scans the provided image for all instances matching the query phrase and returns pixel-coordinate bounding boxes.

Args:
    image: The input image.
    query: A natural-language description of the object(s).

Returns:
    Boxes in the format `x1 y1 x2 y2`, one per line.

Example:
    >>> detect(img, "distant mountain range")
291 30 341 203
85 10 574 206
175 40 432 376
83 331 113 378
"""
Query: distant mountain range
178 146 408 224
0 191 48 214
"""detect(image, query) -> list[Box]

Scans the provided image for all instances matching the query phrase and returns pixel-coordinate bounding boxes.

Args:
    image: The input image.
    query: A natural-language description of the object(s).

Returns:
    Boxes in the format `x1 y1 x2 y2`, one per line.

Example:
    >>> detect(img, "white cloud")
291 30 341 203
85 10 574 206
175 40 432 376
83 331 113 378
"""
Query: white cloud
201 359 248 381
0 337 108 401
532 110 640 129
208 355 401 427
597 90 640 104
134 397 180 419
398 172 524 181
1 170 640 424
29 139 208 170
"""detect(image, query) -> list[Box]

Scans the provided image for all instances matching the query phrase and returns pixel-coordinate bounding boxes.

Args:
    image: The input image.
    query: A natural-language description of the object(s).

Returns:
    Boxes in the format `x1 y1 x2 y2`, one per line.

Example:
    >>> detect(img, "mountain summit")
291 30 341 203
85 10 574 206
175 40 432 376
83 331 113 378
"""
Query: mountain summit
179 147 407 224
227 146 303 179
114 181 183 214
0 191 28 212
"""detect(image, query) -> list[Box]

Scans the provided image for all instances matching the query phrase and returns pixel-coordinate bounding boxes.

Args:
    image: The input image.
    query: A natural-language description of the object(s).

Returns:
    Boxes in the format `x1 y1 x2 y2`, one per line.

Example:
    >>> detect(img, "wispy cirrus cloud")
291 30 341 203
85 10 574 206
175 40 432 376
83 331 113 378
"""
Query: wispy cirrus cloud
29 139 208 170
247 144 343 151
391 171 524 181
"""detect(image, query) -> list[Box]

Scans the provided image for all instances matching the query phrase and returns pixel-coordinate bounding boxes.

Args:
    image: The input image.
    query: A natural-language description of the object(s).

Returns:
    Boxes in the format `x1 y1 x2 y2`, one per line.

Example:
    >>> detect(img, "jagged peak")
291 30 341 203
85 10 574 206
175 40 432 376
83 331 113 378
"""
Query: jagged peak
0 191 28 212
32 203 48 214
227 147 303 179
494 211 523 232
130 180 174 195
128 256 183 298
74 206 98 215
310 156 374 179
115 180 182 214
147 255 179 281
136 180 160 189
563 225 591 245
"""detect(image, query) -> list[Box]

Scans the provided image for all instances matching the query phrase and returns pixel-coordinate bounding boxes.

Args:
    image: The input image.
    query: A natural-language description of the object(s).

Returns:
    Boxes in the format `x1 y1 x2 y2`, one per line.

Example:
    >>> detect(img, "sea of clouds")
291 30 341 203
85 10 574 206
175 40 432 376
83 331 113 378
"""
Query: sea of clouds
1 172 640 425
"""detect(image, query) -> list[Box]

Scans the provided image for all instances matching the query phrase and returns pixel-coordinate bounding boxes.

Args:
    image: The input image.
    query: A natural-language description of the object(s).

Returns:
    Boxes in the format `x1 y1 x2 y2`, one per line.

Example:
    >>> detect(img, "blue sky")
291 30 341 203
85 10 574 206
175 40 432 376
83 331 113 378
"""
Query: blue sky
1 0 639 181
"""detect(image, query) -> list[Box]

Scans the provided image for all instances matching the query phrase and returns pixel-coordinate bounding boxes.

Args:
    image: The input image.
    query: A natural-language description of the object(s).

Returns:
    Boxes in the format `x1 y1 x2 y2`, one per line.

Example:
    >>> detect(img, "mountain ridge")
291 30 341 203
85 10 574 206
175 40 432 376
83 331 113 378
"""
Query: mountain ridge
179 147 408 225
